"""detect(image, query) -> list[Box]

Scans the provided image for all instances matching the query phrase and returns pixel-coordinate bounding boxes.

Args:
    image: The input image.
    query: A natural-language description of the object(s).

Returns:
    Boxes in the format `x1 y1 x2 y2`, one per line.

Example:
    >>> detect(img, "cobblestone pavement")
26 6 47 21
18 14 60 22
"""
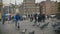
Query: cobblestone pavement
0 18 59 34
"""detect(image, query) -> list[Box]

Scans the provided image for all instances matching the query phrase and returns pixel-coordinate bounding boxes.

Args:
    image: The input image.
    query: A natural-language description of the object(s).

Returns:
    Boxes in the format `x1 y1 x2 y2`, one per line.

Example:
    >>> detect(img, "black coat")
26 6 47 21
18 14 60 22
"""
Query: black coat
38 15 42 22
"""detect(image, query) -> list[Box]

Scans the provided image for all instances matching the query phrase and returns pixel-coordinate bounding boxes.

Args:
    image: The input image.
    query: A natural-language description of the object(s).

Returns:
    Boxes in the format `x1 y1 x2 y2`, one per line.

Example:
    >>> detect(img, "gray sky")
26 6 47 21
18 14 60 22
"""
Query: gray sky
3 0 60 4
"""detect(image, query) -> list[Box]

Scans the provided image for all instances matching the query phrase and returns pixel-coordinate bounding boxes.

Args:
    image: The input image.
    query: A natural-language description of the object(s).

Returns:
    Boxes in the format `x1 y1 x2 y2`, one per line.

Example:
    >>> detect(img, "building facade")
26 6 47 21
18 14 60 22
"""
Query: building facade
40 0 58 15
19 0 40 15
19 0 58 15
23 0 35 15
3 4 15 14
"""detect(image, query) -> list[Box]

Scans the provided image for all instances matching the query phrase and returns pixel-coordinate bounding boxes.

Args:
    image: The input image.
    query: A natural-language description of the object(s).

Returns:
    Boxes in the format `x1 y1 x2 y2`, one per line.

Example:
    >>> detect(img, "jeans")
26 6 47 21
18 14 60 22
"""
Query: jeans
2 20 5 24
15 20 20 28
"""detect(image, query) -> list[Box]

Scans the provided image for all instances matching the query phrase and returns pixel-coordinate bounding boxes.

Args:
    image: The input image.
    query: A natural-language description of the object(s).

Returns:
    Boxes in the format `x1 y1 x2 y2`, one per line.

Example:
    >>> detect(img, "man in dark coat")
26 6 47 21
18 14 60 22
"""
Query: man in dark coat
42 14 45 22
38 14 42 22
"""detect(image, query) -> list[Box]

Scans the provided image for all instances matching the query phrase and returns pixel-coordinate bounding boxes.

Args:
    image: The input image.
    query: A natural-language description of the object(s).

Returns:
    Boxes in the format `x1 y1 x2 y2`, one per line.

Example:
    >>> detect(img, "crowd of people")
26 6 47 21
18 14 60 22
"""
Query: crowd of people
2 14 22 29
1 13 56 29
30 13 46 26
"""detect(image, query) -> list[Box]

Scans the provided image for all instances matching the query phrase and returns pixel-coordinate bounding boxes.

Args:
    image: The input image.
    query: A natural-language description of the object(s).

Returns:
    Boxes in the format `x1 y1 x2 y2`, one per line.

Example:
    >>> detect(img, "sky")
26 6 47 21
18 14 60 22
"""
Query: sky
3 0 60 5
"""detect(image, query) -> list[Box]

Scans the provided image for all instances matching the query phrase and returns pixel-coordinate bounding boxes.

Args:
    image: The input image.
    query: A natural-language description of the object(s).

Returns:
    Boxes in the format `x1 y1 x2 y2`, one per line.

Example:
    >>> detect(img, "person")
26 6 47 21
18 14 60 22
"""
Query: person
42 14 45 22
28 15 30 18
33 14 38 26
30 14 33 22
38 14 42 22
47 15 50 20
37 14 42 26
2 14 6 24
14 14 21 29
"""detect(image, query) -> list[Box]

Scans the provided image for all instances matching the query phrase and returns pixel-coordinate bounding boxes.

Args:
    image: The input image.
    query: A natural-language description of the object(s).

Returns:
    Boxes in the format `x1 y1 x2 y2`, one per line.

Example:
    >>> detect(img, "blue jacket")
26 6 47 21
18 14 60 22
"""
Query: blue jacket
14 15 21 21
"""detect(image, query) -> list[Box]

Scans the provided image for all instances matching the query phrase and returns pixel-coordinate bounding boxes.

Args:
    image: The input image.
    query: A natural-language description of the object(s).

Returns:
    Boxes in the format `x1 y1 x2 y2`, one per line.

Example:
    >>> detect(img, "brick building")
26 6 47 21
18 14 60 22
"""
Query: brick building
40 0 58 15
19 0 40 15
19 0 58 15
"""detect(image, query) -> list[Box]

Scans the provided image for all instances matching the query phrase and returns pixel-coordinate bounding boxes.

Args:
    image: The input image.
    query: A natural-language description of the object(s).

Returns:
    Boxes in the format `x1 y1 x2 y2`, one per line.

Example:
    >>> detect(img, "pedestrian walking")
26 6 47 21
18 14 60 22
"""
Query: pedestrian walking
33 14 38 26
14 14 21 29
38 14 42 22
42 14 45 22
2 14 6 24
30 14 33 22
47 15 50 20
14 15 17 26
37 14 42 26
